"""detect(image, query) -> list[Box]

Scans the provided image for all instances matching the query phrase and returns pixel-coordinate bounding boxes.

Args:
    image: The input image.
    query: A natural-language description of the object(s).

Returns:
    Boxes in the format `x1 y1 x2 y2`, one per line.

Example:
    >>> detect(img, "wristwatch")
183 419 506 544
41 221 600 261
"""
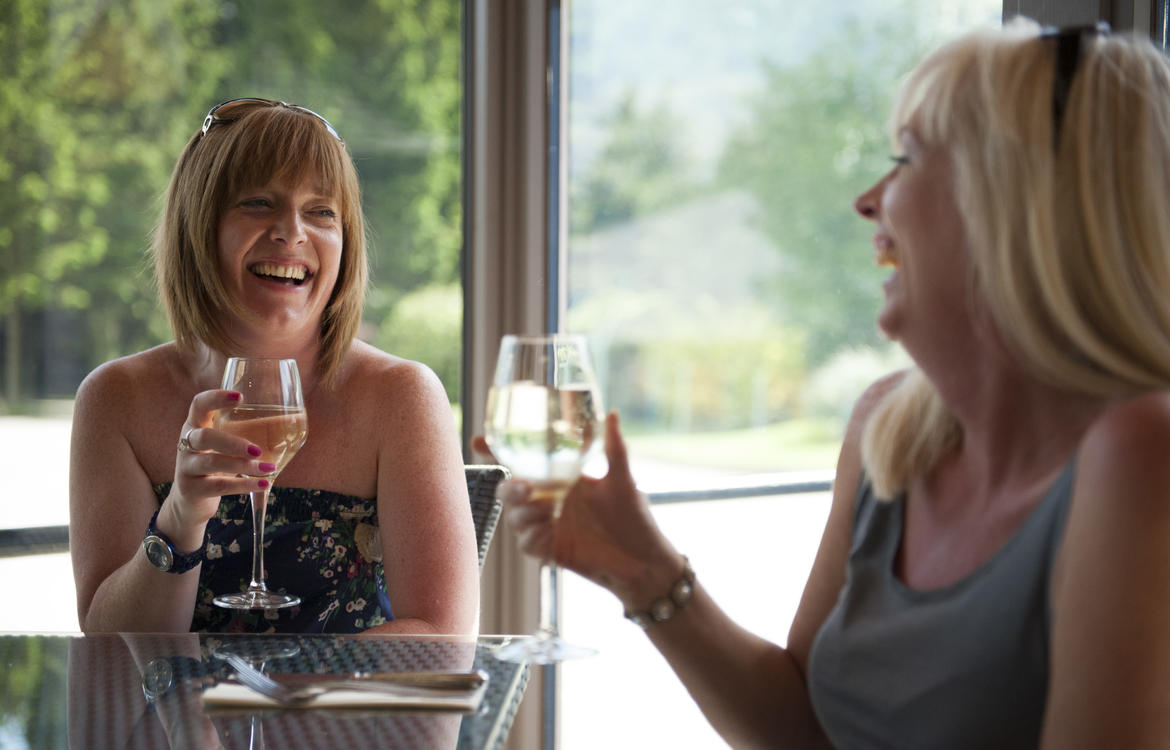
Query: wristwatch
141 656 207 703
624 556 696 629
142 507 204 574
141 657 177 702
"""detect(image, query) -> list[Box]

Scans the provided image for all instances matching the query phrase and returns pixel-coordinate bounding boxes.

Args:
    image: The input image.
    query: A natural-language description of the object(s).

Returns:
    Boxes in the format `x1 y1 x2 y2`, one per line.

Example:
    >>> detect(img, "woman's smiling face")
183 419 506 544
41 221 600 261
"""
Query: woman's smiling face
854 127 974 357
216 173 342 344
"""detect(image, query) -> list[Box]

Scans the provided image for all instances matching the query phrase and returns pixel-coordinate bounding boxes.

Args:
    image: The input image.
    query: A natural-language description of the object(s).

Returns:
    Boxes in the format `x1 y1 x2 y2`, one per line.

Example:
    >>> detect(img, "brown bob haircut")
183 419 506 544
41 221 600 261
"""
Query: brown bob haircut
151 102 367 386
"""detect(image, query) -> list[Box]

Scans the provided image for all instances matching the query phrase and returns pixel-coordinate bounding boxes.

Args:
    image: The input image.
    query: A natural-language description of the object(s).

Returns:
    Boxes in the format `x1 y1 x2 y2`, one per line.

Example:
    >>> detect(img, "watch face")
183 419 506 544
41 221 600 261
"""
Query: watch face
142 658 175 700
144 535 174 571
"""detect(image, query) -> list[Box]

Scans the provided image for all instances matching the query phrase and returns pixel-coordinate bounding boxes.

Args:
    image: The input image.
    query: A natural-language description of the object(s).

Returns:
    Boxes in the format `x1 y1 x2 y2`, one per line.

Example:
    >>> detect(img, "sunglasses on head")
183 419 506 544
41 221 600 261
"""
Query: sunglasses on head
200 98 343 143
1041 21 1110 149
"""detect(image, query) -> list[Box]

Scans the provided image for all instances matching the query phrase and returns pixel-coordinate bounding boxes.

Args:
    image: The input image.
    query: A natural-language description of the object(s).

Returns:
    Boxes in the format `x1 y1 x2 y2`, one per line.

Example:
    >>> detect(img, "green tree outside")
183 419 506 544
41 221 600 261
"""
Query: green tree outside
0 0 464 412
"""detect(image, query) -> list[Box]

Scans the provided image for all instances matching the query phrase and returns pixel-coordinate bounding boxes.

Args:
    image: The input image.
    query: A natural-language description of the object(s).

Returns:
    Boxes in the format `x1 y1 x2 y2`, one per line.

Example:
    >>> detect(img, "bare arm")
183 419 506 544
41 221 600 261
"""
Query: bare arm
364 361 479 635
1042 393 1170 748
495 375 899 748
70 361 274 632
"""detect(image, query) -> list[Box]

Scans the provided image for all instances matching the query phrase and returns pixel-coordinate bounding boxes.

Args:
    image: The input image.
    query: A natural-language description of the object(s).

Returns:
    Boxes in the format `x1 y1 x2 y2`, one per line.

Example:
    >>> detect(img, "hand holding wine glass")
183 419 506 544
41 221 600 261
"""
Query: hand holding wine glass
485 334 603 663
212 357 308 610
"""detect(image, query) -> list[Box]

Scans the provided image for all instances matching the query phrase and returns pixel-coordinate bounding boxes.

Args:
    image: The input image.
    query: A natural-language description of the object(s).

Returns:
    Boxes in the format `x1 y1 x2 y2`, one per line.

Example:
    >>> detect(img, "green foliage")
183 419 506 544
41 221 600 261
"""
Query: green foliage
569 91 701 233
372 282 462 402
598 334 807 432
1 0 225 405
1 0 464 407
0 635 69 748
563 2 969 439
801 343 911 420
716 11 948 366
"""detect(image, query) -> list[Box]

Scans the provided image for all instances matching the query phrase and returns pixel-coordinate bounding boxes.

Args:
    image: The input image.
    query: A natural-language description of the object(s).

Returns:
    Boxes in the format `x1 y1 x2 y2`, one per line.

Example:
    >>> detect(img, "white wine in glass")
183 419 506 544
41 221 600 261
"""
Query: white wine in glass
485 334 603 663
212 357 308 610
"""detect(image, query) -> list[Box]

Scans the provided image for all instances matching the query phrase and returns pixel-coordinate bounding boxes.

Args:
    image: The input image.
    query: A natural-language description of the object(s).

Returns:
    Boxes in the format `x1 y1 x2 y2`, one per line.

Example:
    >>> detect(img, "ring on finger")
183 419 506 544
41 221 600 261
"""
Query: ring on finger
177 428 195 453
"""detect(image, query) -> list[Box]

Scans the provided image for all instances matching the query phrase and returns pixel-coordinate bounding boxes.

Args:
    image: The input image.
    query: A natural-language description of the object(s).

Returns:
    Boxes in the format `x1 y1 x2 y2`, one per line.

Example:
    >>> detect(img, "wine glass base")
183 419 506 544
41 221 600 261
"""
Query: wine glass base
494 632 598 664
213 590 301 610
211 638 301 663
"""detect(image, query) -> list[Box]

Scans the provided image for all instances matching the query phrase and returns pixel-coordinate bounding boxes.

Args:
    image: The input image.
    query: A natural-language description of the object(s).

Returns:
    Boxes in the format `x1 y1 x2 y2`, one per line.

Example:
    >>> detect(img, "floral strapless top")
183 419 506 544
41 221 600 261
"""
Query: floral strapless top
152 484 392 634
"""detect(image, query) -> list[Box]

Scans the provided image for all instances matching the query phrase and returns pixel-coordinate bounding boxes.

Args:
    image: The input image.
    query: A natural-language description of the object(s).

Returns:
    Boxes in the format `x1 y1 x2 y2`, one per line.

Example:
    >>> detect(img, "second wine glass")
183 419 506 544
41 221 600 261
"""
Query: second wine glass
212 357 308 610
485 334 603 663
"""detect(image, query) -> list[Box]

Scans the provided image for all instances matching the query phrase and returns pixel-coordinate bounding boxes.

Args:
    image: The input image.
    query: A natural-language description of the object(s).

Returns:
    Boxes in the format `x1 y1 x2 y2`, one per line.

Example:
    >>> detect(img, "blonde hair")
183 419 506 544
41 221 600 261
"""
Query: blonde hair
863 20 1170 498
151 102 368 386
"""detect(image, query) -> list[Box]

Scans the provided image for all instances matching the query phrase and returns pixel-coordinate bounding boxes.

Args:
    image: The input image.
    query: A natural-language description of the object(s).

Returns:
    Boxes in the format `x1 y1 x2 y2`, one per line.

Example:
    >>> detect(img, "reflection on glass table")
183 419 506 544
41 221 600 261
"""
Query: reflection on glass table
0 632 530 750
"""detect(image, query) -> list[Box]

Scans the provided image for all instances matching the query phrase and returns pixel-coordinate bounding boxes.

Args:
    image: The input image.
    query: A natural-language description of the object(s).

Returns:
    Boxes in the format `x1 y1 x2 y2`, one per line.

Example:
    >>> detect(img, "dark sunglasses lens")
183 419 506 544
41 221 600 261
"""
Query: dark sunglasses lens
1044 22 1109 147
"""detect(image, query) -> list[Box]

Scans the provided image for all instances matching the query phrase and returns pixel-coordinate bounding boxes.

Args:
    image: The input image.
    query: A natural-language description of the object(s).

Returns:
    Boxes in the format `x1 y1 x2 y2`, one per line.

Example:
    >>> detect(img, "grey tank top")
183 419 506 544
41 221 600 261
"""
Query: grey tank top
807 461 1075 750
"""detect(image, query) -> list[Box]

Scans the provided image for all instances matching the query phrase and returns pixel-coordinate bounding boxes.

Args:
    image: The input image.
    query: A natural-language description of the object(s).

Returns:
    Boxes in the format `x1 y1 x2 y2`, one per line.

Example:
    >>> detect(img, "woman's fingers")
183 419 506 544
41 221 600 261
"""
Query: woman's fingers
602 411 630 480
499 480 562 558
186 389 241 429
174 389 272 498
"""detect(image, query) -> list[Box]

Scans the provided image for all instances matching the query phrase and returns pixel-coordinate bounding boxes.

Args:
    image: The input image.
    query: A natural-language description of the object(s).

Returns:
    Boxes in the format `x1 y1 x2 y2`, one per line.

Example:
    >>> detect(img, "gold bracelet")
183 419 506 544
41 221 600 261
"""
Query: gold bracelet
623 556 695 629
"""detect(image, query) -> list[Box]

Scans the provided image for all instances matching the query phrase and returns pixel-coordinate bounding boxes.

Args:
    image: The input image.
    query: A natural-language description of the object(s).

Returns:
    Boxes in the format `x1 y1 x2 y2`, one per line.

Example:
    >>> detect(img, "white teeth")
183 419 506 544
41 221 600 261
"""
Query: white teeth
250 262 307 281
874 237 898 268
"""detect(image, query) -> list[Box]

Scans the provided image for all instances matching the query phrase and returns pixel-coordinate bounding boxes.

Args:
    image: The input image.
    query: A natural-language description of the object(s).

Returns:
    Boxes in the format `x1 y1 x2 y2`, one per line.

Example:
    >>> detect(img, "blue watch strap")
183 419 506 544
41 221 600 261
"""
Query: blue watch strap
143 507 204 574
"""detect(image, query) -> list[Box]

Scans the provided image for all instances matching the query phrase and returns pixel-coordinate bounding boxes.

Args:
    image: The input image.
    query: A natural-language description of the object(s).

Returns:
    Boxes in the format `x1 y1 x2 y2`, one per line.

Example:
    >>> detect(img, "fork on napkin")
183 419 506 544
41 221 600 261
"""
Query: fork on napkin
202 653 488 712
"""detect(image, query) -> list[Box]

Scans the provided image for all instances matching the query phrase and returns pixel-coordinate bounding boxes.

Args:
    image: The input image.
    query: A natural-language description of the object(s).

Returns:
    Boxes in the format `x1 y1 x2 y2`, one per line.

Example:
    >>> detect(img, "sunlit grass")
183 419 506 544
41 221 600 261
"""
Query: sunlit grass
624 417 844 473
456 400 844 473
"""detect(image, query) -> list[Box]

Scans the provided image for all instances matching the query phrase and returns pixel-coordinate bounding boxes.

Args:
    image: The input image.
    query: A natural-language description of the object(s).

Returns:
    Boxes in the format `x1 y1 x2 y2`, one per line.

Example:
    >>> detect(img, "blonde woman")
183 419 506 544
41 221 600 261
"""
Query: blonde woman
70 100 478 635
491 20 1170 748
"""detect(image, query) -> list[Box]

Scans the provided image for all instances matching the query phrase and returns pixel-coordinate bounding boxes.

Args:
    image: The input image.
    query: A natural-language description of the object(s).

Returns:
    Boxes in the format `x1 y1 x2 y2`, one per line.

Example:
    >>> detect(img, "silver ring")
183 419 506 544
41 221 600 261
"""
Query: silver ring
177 428 194 453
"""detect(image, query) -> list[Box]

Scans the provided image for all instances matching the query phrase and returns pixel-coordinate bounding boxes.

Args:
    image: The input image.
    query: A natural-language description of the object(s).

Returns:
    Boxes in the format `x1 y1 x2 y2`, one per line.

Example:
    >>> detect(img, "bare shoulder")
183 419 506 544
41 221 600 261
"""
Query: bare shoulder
341 340 449 406
1076 391 1170 501
333 341 457 450
1043 393 1170 744
1055 390 1170 598
74 344 182 419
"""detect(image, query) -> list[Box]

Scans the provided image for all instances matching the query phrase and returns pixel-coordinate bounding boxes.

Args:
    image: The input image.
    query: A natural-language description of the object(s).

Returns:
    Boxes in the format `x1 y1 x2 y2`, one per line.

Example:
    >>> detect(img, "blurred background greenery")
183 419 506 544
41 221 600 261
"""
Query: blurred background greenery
1 0 464 410
1 0 983 450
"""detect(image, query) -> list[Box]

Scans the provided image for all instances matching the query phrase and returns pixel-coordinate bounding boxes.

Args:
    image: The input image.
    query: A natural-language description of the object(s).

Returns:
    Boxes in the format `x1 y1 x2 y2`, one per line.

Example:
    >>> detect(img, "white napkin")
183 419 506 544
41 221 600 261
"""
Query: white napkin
201 679 486 712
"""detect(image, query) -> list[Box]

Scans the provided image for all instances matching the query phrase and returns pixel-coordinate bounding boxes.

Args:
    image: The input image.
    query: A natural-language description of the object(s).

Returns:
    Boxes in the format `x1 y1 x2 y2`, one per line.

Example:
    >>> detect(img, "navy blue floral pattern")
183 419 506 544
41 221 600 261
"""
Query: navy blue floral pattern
153 484 393 633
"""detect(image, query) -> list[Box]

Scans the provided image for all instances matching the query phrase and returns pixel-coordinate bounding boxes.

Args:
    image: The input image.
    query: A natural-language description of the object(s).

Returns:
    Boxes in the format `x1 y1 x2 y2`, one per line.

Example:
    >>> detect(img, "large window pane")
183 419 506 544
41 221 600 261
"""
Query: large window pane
0 0 463 632
562 2 1000 746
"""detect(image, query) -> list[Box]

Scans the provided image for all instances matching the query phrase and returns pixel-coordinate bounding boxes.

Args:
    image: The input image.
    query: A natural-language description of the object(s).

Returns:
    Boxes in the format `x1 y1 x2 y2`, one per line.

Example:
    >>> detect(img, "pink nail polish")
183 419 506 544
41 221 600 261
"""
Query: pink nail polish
258 479 270 489
247 445 262 457
228 392 242 402
259 462 276 473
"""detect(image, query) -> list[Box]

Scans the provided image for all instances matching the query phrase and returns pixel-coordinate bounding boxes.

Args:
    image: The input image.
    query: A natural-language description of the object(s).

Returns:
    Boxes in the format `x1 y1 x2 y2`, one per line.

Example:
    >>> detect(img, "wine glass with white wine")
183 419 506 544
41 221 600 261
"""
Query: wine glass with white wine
212 357 308 610
485 334 603 663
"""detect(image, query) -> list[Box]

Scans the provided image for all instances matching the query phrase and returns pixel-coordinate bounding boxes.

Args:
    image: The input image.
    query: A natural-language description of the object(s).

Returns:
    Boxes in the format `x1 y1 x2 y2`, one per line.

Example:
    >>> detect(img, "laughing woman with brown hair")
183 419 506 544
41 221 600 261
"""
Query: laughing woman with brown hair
70 100 478 635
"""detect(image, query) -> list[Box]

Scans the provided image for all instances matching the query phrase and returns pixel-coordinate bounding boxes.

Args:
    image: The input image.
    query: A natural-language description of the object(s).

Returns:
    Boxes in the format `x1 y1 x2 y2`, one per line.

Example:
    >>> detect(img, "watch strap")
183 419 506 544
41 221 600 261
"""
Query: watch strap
143 507 204 574
624 555 695 629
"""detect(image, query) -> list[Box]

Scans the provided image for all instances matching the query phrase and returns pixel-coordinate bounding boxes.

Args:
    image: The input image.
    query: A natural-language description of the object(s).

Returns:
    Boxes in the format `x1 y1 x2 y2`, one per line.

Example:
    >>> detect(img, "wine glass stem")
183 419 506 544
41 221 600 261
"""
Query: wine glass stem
248 489 271 592
249 714 264 750
539 562 560 638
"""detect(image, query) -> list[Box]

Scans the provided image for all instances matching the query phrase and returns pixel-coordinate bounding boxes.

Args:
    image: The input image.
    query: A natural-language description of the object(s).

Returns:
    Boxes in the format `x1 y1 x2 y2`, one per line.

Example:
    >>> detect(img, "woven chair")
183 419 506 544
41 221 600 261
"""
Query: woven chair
466 464 510 570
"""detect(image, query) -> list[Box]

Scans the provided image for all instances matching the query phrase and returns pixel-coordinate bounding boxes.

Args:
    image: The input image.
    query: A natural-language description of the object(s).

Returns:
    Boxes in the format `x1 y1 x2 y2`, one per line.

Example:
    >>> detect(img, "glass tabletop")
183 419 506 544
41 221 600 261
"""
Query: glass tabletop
0 632 530 750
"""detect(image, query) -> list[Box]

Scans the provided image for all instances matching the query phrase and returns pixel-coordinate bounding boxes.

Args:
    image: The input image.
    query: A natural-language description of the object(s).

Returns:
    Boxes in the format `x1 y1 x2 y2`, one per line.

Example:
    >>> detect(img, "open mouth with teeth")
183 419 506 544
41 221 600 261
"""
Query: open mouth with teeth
249 261 311 286
874 237 899 269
